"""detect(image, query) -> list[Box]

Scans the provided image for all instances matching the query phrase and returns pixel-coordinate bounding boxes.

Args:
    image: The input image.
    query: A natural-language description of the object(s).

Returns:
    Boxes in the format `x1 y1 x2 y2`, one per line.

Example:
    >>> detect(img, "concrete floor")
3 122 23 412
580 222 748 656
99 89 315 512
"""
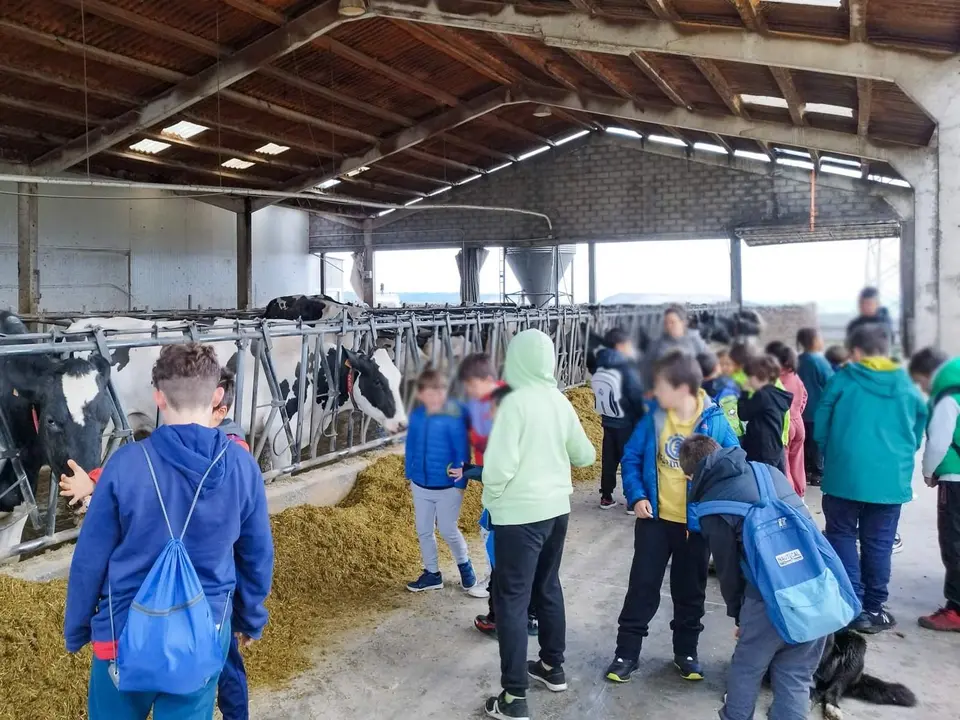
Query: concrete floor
250 474 959 719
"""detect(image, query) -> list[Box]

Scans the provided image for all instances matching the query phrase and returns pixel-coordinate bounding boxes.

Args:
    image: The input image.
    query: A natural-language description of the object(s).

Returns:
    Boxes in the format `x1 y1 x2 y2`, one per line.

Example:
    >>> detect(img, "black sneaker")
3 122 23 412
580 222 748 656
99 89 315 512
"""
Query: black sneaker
484 691 529 720
527 615 539 636
604 656 639 683
850 608 897 634
600 495 616 509
675 655 704 681
528 660 567 692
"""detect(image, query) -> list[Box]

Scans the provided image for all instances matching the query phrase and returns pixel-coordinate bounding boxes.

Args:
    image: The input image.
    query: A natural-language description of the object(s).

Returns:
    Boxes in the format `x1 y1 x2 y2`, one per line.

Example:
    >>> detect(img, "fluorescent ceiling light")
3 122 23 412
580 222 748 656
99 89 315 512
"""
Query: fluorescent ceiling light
605 126 641 139
820 155 861 168
160 120 207 140
868 174 911 188
428 186 451 196
255 143 289 155
734 150 772 163
222 158 254 170
517 146 550 161
821 165 863 179
776 157 815 170
776 148 811 159
405 197 424 206
647 134 687 147
457 175 481 185
740 94 789 110
129 139 170 155
317 179 341 190
345 166 370 178
377 208 396 217
804 103 854 119
694 142 728 155
487 162 512 174
555 129 590 146
765 0 840 7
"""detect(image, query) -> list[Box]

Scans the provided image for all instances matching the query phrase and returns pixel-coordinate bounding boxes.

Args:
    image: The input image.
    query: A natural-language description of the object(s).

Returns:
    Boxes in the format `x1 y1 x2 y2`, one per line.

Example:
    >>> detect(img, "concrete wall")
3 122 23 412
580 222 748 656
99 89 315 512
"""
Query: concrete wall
310 136 899 250
0 184 317 312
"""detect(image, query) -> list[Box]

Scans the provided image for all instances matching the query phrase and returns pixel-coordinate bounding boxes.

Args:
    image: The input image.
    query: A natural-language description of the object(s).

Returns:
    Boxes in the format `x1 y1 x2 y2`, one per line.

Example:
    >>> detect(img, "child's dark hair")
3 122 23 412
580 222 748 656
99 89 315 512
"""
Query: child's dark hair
653 350 702 394
696 351 718 379
909 347 948 378
859 286 880 301
796 327 819 352
847 322 889 356
729 341 753 369
825 345 849 367
490 384 512 407
604 327 629 348
152 343 221 412
679 434 722 476
458 353 496 383
663 304 688 325
216 368 236 411
417 367 447 391
745 354 781 383
765 341 797 373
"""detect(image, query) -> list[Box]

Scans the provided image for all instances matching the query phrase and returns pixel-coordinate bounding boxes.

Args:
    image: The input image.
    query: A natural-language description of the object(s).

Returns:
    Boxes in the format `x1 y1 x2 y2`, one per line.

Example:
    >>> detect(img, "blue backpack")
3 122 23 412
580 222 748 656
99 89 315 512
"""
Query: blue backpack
694 462 861 644
108 443 229 694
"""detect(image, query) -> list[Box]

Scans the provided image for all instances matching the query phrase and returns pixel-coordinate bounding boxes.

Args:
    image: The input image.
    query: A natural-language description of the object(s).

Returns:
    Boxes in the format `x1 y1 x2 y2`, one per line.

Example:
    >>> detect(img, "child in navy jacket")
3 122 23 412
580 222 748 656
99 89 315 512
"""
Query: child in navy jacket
404 368 477 593
64 343 273 720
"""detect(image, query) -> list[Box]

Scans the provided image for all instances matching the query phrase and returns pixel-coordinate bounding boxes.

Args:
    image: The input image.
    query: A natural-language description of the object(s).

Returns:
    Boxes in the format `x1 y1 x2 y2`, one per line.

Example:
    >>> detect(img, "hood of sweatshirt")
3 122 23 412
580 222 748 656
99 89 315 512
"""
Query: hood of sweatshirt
931 357 960 399
217 418 247 439
504 329 557 390
595 347 631 369
690 445 750 503
765 383 794 415
148 423 230 493
844 359 907 398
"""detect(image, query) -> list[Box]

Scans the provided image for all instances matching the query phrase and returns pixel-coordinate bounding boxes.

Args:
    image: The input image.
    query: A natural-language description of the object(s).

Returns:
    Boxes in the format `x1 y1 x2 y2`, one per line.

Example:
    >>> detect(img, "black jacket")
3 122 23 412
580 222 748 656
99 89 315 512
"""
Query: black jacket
594 347 646 429
738 384 792 469
846 306 895 343
689 447 809 623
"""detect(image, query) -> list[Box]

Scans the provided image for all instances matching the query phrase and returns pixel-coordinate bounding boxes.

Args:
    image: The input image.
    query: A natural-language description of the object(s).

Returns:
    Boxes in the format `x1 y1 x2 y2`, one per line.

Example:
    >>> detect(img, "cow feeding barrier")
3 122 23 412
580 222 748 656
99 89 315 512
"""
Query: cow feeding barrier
0 303 677 560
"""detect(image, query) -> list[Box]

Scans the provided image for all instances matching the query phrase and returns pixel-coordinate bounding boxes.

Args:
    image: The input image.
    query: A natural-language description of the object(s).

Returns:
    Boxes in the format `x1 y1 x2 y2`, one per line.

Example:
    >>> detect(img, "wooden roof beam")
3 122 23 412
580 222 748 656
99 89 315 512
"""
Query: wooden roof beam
222 0 286 26
494 34 582 92
690 58 747 118
849 0 868 43
375 164 452 186
628 53 691 109
857 78 873 136
565 50 646 105
709 134 735 154
769 66 805 126
31 0 347 173
730 0 767 32
644 0 682 22
340 176 427 198
439 134 517 162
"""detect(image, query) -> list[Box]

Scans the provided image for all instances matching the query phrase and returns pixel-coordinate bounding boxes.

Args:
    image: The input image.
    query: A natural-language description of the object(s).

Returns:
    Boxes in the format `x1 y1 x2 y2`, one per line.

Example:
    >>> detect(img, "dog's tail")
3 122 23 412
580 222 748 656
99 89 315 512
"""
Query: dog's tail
848 674 918 707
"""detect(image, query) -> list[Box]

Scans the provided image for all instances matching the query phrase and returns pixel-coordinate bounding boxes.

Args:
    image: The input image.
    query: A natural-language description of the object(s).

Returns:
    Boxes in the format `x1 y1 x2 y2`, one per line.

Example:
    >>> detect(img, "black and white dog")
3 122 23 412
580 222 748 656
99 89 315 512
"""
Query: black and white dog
811 629 917 719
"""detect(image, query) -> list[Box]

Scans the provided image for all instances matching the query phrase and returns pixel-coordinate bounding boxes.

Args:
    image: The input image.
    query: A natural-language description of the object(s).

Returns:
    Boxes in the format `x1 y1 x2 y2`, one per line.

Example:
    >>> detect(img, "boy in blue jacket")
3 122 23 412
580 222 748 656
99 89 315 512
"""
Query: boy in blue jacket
404 368 477 593
796 328 833 486
64 343 274 720
605 350 739 684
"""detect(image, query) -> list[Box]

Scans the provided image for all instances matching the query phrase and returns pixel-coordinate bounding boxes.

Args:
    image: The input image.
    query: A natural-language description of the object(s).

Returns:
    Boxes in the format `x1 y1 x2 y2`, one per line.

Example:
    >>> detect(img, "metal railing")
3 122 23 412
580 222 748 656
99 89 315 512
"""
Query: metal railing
0 302 730 559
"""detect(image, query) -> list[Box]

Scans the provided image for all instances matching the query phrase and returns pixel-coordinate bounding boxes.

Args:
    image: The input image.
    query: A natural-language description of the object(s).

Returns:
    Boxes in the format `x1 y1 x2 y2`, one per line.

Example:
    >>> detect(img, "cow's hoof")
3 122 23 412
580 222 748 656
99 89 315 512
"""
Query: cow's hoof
824 703 843 720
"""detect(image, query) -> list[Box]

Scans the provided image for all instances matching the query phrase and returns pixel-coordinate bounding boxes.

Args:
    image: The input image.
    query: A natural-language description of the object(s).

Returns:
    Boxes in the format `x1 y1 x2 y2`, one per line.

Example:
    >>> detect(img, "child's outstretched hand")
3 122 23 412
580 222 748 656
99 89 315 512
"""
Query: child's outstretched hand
59 460 95 506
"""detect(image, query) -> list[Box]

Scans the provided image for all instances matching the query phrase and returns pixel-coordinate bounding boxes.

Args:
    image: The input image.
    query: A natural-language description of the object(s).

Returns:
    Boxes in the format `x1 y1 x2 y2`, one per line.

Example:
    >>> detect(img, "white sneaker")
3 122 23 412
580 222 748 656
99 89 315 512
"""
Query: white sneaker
467 576 491 599
892 534 903 555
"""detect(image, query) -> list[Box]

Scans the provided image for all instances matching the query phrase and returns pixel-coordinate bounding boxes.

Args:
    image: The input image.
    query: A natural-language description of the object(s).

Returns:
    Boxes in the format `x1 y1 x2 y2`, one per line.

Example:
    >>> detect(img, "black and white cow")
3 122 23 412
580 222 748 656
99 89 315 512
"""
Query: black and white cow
690 309 764 346
65 316 406 470
0 312 113 513
263 294 359 322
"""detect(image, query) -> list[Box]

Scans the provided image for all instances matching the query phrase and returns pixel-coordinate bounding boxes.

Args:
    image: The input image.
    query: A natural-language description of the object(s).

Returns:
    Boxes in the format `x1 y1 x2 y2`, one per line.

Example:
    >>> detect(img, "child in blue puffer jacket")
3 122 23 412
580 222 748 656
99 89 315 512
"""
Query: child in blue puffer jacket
404 368 477 593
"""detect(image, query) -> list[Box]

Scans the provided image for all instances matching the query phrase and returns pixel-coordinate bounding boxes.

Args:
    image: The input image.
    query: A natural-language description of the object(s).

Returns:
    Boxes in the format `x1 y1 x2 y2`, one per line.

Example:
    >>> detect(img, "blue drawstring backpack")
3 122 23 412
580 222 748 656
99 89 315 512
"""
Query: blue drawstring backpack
108 442 229 694
693 462 861 644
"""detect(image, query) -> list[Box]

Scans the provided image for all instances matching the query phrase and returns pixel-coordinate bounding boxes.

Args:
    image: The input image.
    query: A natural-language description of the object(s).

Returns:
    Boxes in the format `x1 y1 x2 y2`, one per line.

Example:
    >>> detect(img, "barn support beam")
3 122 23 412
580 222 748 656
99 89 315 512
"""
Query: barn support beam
237 199 253 310
361 222 376 307
587 242 597 304
728 231 743 309
899 218 916 356
17 182 39 316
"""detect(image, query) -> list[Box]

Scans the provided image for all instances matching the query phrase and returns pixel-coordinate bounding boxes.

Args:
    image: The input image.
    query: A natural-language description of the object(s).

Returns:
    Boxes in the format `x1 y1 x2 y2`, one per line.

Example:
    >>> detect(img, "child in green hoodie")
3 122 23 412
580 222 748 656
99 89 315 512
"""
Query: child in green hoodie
480 329 596 720
815 323 927 634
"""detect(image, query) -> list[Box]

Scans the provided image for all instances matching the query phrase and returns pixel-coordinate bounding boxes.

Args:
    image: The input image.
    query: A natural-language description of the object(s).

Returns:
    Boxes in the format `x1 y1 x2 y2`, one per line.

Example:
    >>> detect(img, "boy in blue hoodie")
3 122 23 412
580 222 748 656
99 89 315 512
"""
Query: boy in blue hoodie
605 350 739 684
796 328 833 487
64 343 274 720
404 368 477 593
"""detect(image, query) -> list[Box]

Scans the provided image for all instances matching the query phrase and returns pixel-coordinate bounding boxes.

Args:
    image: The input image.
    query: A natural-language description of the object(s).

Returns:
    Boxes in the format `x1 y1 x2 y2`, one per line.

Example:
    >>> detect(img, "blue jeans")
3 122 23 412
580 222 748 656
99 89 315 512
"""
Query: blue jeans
822 494 901 614
217 634 249 720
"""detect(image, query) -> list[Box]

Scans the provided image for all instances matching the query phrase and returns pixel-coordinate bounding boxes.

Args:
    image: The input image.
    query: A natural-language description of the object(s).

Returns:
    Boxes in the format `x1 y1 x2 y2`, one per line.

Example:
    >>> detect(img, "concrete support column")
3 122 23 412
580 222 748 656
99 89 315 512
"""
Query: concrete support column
901 151 940 351
361 221 376 307
17 182 39 316
729 232 743 308
899 219 916 356
236 199 253 310
937 127 960 354
587 242 597 304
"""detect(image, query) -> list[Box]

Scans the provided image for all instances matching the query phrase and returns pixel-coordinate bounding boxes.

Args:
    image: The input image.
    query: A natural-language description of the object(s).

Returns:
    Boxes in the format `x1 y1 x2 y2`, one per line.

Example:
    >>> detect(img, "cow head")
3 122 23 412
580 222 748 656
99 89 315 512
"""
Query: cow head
344 348 407 433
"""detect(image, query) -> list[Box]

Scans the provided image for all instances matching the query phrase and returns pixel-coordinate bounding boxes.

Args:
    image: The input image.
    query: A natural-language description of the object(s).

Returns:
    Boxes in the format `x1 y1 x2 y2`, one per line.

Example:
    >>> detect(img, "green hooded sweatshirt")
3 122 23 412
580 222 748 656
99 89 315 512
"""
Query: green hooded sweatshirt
814 358 927 505
929 356 960 476
481 329 597 526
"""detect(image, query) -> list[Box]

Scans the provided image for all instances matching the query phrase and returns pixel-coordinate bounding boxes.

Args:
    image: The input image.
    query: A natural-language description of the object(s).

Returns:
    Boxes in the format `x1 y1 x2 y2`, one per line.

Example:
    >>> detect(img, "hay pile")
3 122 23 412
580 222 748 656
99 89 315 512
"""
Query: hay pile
0 391 594 717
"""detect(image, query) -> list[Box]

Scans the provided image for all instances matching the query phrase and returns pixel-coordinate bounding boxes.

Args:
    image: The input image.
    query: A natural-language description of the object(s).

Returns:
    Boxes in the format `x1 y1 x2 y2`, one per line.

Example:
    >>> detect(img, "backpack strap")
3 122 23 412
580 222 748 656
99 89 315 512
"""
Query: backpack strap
749 462 775 505
696 499 752 518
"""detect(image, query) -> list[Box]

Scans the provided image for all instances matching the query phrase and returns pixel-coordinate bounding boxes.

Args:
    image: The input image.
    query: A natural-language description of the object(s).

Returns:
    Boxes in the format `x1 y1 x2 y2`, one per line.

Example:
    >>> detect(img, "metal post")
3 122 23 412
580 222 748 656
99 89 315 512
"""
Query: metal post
899 220 915 356
17 182 39 315
588 241 597 304
237 198 253 310
319 252 327 296
554 244 561 308
729 231 743 308
362 220 376 307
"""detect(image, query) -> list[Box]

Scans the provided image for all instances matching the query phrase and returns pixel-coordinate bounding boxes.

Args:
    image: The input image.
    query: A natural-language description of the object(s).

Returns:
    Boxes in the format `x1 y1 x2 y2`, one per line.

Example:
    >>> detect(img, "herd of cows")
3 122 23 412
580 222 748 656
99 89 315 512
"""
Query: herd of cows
0 294 761 556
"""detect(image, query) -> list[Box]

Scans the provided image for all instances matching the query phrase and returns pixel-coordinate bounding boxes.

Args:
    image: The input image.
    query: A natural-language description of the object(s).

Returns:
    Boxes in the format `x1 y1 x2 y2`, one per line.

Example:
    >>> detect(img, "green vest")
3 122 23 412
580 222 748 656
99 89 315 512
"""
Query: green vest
930 357 960 476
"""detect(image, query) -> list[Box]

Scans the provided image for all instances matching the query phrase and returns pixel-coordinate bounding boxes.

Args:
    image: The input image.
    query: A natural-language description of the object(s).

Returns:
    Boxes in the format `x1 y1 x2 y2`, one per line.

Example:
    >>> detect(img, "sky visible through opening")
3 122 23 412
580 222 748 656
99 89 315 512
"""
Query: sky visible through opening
325 236 900 314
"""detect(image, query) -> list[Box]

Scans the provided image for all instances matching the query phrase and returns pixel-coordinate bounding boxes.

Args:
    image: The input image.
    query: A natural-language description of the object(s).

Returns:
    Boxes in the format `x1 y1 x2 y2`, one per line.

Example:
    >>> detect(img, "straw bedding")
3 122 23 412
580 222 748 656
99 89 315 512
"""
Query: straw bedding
0 390 599 719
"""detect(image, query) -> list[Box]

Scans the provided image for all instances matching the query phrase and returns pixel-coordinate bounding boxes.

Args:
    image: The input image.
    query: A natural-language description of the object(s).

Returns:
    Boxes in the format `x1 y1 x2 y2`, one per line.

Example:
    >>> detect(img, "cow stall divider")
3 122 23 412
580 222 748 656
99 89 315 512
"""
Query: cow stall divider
0 303 734 560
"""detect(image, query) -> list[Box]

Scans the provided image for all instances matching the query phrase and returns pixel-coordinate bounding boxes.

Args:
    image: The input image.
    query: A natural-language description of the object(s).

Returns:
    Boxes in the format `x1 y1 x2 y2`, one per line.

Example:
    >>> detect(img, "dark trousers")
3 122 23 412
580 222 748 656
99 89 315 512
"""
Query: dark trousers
822 494 901 614
615 518 710 661
802 420 822 479
601 425 633 497
217 635 249 720
487 568 537 622
939 482 960 612
493 514 569 695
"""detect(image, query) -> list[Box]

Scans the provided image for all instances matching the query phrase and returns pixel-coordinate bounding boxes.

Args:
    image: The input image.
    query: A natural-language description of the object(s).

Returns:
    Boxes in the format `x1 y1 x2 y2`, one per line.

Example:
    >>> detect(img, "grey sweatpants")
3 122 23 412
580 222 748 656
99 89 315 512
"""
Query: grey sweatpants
720 596 825 720
411 483 469 574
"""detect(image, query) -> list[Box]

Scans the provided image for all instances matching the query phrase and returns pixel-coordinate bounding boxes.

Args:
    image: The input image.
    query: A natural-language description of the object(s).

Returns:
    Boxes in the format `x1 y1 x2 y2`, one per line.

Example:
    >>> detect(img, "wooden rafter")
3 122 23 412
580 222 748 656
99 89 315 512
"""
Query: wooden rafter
494 34 582 92
730 0 767 32
769 66 805 126
690 58 747 118
482 115 554 146
628 53 690 109
857 78 873 136
340 176 427 198
375 164 451 187
222 0 285 26
644 0 682 22
709 134 735 154
567 0 596 13
565 50 644 103
849 0 868 43
439 134 517 162
406 148 486 176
